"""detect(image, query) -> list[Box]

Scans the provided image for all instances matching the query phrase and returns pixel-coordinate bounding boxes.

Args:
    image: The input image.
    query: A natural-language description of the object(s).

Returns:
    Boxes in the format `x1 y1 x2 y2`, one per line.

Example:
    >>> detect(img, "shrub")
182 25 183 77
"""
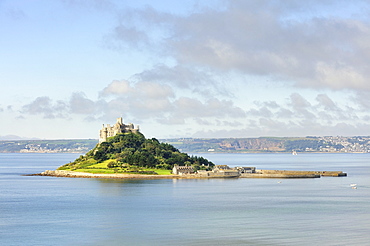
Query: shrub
107 161 119 168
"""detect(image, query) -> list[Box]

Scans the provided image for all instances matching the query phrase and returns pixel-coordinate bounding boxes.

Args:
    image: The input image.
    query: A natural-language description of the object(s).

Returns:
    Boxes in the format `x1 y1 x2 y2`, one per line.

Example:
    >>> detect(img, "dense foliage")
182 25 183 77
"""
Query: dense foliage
284 139 323 151
59 132 214 172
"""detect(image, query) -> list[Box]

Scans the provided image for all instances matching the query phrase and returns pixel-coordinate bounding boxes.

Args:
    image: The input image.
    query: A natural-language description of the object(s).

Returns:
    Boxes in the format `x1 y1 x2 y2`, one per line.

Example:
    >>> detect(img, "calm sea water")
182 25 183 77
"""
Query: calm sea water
1 153 369 246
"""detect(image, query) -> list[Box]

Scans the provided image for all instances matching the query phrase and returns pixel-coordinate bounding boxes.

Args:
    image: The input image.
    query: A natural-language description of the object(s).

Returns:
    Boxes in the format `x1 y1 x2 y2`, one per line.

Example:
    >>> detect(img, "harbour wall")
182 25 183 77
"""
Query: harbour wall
257 170 347 177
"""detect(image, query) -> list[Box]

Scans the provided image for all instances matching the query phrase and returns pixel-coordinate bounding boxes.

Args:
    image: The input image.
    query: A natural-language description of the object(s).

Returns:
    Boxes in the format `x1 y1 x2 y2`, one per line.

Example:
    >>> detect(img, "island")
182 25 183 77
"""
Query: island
33 118 347 179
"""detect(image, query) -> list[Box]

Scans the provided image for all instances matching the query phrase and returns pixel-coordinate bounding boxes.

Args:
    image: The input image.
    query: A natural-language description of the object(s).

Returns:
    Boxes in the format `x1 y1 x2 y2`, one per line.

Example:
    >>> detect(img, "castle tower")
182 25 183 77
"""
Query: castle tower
98 117 140 143
116 117 123 125
99 124 108 143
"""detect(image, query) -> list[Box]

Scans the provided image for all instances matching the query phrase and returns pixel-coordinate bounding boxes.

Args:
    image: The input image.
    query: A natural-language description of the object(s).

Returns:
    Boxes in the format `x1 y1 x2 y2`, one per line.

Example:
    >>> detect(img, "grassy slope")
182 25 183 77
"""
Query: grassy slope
59 158 172 175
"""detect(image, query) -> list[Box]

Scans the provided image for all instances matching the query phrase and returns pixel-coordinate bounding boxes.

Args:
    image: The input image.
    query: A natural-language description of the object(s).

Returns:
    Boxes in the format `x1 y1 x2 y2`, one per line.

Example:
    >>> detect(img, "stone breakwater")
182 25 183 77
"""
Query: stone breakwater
241 173 320 178
257 170 347 177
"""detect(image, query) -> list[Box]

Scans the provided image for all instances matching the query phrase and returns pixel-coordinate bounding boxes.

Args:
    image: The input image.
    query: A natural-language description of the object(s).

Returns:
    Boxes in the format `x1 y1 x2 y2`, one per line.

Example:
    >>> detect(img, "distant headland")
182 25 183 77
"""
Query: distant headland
2 135 370 153
30 117 347 179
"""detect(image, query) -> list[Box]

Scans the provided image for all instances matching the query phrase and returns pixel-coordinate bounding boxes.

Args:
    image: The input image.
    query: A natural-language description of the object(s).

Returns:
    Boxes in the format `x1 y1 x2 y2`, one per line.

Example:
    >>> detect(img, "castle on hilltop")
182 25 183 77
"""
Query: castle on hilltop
99 117 139 143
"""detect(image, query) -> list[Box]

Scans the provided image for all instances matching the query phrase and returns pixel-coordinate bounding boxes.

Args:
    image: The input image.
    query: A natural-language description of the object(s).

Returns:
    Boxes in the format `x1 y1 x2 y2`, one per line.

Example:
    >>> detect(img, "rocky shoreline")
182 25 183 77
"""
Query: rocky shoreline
29 170 181 179
28 169 347 180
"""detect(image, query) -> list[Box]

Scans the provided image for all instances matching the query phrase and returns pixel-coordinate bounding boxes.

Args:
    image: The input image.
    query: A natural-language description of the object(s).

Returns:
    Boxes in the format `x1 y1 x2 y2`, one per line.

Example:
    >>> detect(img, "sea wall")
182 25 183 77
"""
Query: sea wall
194 171 240 178
240 173 320 178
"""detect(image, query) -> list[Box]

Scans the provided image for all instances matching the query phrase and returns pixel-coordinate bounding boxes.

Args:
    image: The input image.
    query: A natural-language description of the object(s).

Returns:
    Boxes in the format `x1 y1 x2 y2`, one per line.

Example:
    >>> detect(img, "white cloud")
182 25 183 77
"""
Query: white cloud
166 97 246 122
100 80 133 96
61 0 115 11
289 93 311 109
193 118 370 138
21 97 68 119
7 0 370 138
133 64 228 97
247 107 273 118
315 62 368 90
110 0 370 92
19 78 245 129
135 81 174 99
69 92 97 114
352 91 370 110
315 94 338 111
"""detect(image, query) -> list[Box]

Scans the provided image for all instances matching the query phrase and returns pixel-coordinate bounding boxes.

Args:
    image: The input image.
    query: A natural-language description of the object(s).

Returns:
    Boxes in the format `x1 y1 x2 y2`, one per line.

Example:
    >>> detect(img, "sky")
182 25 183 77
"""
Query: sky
1 0 370 139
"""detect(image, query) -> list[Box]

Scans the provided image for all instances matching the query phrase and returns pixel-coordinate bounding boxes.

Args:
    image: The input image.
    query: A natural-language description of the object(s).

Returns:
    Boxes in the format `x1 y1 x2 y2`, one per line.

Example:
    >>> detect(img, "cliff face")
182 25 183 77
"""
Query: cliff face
164 137 287 152
219 138 285 151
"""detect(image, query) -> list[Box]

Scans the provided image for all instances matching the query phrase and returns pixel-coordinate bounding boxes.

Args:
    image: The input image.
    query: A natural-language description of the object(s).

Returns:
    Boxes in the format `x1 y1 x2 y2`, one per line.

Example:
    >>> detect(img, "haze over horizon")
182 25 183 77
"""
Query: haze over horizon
2 0 370 139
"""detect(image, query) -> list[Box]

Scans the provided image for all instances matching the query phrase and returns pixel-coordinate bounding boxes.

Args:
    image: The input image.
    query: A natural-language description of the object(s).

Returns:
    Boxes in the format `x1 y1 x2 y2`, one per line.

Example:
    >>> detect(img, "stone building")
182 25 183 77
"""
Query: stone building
99 117 139 143
235 166 256 173
172 165 195 175
212 165 240 177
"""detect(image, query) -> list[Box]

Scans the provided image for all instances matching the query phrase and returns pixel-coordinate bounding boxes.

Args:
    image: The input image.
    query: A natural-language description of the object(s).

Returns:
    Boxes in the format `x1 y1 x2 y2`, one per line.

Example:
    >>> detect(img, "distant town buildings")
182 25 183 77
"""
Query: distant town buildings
0 140 98 153
317 136 370 153
19 144 90 153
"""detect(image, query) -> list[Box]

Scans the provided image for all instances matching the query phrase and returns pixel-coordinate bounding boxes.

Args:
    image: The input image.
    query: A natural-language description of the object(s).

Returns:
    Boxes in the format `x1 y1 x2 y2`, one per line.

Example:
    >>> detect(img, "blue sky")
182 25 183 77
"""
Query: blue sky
1 0 370 139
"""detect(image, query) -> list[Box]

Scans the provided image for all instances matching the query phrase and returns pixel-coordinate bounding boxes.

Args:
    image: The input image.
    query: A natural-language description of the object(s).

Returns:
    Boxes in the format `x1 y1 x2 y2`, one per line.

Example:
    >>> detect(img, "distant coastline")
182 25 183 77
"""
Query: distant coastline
0 139 97 153
2 136 370 153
